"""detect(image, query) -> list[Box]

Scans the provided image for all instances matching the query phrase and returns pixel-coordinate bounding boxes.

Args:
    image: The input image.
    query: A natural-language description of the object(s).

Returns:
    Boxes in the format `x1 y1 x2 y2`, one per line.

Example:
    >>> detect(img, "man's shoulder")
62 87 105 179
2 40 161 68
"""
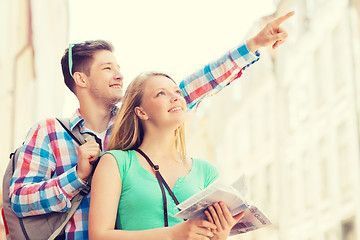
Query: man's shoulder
28 118 62 130
24 118 70 143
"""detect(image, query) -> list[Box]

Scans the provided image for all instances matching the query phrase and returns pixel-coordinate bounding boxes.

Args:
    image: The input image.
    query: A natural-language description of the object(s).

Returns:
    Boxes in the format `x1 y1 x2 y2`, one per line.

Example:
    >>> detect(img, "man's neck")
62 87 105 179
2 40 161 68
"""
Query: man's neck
79 101 113 134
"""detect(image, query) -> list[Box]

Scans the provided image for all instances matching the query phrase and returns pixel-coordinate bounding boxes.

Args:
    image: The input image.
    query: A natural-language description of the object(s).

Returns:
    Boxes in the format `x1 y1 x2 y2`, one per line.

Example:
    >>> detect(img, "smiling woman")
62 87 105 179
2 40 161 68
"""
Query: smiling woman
88 71 245 240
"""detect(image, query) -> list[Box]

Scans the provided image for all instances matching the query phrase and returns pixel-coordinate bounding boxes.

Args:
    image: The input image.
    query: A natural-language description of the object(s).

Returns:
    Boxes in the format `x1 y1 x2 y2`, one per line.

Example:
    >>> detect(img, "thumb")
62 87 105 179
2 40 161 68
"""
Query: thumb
233 210 246 222
271 32 288 42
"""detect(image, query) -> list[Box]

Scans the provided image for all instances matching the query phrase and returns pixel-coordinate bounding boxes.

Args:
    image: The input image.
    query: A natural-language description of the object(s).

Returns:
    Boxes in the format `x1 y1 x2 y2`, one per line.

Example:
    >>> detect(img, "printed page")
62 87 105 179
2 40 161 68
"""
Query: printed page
230 205 272 235
174 174 272 236
174 179 247 220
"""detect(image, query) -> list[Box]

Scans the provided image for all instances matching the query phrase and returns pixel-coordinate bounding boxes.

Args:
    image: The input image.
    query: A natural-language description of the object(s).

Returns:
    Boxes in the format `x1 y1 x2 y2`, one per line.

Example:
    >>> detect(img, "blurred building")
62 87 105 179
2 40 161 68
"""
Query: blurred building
186 0 360 239
0 0 69 188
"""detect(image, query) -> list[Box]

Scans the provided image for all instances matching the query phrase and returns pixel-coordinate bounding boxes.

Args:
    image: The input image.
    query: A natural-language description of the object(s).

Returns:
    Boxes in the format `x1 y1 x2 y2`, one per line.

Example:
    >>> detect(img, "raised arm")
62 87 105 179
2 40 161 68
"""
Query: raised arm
180 42 259 110
180 11 295 110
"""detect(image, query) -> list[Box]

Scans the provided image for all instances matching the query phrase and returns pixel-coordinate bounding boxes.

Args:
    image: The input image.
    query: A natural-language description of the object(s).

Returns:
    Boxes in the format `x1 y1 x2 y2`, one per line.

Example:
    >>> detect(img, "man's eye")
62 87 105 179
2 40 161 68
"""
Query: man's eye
103 67 111 70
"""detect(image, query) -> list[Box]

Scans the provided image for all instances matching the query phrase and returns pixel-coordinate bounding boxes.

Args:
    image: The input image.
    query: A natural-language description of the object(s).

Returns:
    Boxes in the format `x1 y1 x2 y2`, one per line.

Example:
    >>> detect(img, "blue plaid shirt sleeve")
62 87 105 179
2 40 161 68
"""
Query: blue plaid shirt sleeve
180 42 260 110
9 119 87 217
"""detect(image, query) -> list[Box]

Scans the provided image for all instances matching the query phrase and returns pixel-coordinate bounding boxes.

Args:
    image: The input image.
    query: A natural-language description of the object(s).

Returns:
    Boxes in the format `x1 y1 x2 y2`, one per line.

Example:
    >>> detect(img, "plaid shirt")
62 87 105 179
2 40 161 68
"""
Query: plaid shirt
9 42 259 240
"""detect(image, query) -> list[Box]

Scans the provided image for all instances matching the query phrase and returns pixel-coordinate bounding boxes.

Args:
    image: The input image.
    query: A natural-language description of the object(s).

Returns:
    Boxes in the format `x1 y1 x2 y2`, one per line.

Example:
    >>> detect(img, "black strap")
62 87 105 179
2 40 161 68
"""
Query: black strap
19 218 30 240
56 118 93 196
135 149 181 227
55 118 82 145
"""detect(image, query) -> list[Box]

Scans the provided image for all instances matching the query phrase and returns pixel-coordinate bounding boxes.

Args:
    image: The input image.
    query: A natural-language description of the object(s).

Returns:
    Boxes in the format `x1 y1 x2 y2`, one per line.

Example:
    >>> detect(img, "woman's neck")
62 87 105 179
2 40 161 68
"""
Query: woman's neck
139 128 180 162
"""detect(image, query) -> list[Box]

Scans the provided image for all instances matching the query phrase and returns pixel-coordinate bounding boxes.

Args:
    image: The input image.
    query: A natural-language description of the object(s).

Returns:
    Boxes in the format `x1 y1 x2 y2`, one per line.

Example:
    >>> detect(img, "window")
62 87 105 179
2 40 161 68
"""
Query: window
303 151 313 208
314 47 327 105
337 121 352 191
231 80 242 102
318 138 329 200
263 94 271 141
287 86 297 131
342 218 356 240
332 22 351 88
286 66 311 132
305 0 315 20
298 67 310 122
324 228 340 240
249 175 257 201
264 164 272 212
289 161 298 215
248 111 254 152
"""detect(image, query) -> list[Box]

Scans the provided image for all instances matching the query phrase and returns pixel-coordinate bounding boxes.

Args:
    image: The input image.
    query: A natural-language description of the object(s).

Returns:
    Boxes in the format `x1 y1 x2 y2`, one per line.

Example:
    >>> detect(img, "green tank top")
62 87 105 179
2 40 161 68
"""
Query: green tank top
104 150 219 230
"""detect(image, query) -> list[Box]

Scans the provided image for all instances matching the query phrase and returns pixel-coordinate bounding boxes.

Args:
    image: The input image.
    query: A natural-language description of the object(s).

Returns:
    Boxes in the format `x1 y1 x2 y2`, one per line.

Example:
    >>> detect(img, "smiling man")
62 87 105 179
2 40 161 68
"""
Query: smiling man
8 11 294 240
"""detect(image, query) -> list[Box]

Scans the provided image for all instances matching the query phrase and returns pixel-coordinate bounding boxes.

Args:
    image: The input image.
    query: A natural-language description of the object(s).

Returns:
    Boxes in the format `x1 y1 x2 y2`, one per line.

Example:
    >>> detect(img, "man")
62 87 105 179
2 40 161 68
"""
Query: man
9 12 294 240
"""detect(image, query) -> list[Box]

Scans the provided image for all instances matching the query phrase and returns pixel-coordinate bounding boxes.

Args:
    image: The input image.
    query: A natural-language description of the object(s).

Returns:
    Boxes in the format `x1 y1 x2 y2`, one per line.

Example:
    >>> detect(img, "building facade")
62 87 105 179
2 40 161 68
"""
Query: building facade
0 0 69 188
186 0 360 239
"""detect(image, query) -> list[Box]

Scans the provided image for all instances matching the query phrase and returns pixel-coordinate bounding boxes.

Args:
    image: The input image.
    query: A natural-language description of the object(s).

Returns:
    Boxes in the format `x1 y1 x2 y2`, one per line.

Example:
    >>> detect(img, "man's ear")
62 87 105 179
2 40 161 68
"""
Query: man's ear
73 72 87 88
134 106 149 120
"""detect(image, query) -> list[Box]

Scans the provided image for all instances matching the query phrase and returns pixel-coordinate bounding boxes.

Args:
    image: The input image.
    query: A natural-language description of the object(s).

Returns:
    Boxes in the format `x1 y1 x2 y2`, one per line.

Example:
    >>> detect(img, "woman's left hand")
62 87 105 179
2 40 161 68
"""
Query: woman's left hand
204 202 246 240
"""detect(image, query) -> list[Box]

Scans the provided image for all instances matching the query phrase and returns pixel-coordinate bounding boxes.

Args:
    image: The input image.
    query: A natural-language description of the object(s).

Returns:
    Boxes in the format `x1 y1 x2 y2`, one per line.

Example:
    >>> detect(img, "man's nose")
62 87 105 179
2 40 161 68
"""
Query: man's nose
114 69 123 81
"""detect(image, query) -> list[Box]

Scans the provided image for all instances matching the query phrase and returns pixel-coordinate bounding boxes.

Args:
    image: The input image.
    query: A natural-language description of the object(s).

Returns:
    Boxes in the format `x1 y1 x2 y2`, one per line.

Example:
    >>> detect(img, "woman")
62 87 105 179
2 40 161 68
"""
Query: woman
89 72 244 240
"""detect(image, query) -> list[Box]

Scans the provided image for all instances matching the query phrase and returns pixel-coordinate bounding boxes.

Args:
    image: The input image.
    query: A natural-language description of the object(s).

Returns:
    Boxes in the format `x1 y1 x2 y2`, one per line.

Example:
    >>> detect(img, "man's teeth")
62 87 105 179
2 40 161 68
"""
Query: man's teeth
111 85 121 88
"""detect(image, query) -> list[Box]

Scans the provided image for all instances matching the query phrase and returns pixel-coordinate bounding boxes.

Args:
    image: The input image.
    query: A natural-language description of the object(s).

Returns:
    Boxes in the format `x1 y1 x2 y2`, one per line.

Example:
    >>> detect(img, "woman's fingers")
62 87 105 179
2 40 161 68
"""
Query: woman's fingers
213 202 227 229
218 202 235 223
195 219 217 230
208 205 222 230
204 210 214 224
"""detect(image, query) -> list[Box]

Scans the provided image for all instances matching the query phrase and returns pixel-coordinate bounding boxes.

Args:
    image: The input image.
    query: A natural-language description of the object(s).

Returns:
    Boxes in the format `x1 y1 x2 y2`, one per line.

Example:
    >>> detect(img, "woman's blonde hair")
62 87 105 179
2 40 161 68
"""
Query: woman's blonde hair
107 72 186 158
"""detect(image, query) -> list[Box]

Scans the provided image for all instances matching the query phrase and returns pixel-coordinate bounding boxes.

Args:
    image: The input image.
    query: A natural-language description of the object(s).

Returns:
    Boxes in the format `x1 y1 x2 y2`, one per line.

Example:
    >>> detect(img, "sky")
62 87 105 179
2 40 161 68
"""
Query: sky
68 0 276 86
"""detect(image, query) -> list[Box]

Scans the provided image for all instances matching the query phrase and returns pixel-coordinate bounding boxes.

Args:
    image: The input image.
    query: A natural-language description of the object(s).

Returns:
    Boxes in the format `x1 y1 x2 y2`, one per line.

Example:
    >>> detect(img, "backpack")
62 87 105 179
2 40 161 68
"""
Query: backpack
2 118 95 240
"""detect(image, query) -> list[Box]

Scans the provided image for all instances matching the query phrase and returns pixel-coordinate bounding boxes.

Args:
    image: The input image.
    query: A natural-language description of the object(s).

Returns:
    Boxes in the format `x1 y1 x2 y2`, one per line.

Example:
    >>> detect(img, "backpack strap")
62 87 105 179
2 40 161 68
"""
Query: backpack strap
47 118 92 240
56 118 86 145
48 194 83 240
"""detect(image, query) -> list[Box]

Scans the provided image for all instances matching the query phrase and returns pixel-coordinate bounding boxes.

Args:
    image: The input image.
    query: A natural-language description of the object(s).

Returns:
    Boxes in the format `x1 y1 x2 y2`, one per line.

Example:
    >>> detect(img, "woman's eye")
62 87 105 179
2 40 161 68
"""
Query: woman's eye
175 90 182 95
156 91 165 97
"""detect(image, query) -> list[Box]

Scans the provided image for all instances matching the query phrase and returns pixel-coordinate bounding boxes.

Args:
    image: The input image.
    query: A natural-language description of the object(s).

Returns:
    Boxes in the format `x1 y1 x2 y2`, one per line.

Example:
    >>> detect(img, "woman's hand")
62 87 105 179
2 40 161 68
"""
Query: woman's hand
204 202 246 240
169 219 217 240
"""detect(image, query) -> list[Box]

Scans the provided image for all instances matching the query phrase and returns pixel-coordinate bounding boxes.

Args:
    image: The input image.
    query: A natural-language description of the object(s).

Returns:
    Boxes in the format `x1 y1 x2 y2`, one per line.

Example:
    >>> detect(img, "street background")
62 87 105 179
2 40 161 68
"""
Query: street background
1 0 360 239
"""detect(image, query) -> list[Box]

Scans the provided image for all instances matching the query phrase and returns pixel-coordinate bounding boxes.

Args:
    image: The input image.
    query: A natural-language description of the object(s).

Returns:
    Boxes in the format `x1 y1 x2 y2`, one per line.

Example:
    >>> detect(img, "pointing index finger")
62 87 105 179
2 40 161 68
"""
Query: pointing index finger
273 11 295 26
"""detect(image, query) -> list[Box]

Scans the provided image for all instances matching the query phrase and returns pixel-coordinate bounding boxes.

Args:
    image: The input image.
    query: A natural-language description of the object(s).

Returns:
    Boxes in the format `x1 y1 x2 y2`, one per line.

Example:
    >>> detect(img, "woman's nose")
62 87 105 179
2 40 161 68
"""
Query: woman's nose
171 94 179 102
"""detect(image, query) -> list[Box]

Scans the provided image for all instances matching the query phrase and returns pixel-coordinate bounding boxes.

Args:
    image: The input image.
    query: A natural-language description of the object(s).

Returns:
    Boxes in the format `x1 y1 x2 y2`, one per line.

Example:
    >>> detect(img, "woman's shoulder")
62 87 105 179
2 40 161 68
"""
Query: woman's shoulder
103 149 136 161
190 157 219 185
102 150 137 178
191 157 217 170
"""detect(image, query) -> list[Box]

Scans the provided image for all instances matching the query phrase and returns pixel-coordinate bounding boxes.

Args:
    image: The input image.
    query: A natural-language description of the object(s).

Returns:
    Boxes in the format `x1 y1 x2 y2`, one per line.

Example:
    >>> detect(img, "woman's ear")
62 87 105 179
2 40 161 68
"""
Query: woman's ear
73 72 87 88
134 106 149 120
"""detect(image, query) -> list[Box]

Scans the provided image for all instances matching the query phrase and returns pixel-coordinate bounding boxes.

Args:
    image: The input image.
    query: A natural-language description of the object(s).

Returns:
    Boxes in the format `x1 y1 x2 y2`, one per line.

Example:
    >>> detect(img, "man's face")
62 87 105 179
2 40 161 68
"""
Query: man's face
86 50 124 106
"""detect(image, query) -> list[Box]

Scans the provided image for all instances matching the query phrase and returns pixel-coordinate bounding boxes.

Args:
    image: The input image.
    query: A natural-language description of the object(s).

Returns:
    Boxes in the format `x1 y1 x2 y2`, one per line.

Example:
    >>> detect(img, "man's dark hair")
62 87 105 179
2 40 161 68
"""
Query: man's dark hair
61 40 114 94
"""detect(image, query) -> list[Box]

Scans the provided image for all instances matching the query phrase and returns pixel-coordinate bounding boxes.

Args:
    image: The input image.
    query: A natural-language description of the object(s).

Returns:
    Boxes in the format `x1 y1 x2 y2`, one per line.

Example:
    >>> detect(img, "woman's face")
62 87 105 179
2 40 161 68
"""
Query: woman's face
137 75 187 128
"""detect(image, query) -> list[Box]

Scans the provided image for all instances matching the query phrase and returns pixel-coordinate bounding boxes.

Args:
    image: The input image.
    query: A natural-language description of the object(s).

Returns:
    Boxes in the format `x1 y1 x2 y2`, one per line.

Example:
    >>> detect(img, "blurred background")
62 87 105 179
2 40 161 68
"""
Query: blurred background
1 0 360 239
